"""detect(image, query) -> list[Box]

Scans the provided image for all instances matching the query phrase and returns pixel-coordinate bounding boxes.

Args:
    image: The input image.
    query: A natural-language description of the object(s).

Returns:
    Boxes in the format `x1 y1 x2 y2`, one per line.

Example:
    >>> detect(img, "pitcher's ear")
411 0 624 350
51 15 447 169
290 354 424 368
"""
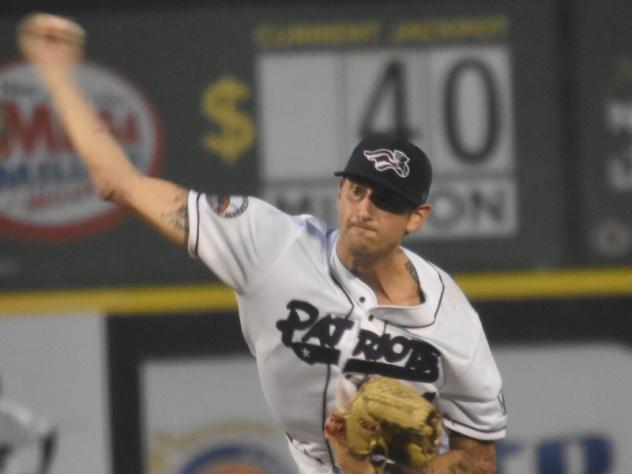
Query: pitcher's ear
406 204 431 234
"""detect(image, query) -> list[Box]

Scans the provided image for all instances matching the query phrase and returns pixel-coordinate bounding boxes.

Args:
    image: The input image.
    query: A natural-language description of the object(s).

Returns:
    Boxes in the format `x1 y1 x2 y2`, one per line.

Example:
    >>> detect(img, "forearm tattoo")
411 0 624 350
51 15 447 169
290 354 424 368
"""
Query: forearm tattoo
448 462 469 474
161 190 189 242
427 434 496 474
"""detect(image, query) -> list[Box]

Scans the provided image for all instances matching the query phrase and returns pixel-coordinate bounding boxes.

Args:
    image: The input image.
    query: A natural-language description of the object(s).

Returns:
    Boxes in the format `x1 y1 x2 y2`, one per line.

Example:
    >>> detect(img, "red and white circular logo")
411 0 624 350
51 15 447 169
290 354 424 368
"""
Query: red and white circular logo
0 61 164 241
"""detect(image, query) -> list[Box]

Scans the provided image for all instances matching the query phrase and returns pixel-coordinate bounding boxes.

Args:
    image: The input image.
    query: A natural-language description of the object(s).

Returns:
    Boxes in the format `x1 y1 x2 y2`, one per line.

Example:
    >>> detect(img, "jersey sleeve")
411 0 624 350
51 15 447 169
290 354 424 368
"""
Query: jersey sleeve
187 191 300 293
436 333 507 441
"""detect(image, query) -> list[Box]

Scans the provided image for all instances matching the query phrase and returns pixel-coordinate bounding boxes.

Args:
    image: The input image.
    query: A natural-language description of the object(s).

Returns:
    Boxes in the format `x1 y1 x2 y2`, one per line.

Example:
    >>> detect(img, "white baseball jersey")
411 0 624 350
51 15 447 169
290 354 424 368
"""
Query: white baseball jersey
188 192 507 473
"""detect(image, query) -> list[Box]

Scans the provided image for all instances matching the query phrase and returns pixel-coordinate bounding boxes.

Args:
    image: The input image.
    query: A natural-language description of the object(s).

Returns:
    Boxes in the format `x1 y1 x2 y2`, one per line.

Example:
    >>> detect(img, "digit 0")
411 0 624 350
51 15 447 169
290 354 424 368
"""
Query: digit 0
443 58 499 164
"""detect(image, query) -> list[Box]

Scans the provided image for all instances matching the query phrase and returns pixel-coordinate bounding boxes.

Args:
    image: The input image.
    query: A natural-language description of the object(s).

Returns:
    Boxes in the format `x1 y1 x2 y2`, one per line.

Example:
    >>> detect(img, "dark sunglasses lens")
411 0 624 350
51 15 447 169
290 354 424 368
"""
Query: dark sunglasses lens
370 188 412 214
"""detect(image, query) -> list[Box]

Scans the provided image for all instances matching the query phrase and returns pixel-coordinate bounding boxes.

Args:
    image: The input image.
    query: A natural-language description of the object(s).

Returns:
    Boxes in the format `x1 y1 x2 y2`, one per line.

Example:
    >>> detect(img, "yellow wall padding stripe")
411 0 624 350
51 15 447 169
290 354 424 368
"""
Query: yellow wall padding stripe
456 267 632 300
1 267 632 316
0 284 237 316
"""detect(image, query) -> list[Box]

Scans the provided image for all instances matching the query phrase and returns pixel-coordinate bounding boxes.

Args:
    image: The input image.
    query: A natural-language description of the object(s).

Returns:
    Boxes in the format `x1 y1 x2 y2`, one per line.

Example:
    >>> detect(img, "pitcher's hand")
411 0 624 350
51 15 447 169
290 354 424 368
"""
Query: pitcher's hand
17 13 85 72
325 411 375 474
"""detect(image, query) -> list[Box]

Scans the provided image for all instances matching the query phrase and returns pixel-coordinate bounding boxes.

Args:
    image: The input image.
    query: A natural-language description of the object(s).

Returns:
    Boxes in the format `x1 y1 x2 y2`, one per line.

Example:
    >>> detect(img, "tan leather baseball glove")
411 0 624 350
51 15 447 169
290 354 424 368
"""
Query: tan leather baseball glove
325 377 442 474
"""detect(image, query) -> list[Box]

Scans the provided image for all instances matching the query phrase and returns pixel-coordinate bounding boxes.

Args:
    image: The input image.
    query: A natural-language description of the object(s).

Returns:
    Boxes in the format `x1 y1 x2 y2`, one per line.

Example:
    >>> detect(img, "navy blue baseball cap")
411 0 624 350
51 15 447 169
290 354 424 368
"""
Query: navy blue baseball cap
335 134 433 208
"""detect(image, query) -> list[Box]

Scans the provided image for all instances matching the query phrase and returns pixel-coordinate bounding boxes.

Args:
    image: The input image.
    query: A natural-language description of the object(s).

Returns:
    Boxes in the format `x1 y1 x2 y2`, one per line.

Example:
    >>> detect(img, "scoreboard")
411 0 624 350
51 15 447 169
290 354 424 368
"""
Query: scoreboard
0 1 566 290
249 3 562 272
257 37 517 239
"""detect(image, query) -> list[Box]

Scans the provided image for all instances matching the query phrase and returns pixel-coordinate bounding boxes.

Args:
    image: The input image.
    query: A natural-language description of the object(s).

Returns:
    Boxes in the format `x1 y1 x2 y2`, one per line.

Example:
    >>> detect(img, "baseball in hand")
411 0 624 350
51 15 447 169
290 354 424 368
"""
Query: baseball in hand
17 13 86 68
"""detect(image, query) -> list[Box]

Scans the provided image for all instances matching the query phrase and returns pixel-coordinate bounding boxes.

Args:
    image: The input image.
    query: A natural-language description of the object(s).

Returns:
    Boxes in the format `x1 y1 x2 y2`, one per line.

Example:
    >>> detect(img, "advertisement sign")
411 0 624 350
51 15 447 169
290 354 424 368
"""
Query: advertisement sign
494 343 632 474
253 2 563 273
142 357 295 474
258 42 517 239
107 308 632 474
0 61 163 241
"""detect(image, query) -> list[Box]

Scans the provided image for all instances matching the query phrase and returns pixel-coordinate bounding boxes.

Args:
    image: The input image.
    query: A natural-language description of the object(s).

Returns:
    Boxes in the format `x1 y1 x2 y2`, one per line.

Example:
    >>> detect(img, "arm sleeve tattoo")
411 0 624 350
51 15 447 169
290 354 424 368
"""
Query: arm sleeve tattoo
160 190 189 243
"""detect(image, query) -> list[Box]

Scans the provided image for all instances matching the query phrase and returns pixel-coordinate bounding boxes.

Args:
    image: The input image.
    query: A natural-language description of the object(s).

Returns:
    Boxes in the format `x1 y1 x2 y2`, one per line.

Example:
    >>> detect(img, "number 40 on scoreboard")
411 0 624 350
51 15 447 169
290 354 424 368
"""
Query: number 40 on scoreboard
257 46 517 239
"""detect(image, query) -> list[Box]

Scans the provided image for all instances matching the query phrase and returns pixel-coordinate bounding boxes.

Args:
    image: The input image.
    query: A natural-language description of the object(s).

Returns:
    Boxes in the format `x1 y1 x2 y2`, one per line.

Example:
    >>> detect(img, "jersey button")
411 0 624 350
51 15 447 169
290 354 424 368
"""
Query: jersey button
359 296 366 303
368 314 374 321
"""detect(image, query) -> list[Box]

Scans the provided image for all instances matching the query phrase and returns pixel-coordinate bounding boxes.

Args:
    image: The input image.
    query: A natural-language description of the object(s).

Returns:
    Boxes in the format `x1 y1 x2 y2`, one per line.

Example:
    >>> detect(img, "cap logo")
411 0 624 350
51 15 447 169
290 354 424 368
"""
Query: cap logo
363 148 410 178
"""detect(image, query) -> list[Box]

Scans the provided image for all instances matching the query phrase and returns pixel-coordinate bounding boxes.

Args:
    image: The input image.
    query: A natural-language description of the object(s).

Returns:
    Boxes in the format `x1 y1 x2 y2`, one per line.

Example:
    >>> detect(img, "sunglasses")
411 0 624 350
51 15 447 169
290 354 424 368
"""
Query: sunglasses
348 178 415 215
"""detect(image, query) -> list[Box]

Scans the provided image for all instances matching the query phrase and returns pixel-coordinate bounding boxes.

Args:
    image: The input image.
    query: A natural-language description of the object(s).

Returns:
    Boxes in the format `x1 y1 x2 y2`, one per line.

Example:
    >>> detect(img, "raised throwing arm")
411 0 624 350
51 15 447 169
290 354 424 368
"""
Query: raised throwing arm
17 13 190 246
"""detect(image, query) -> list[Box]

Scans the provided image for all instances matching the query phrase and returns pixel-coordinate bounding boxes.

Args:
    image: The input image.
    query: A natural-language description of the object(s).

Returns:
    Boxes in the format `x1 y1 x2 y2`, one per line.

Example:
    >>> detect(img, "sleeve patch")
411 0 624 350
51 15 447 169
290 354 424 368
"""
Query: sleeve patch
206 195 249 218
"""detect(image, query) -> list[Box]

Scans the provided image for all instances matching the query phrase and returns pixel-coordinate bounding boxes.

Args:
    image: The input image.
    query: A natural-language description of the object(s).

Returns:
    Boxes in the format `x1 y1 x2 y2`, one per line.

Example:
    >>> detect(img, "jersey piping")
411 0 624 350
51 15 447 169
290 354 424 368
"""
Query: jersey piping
321 363 336 469
384 259 446 329
193 192 202 257
324 269 355 469
330 239 445 330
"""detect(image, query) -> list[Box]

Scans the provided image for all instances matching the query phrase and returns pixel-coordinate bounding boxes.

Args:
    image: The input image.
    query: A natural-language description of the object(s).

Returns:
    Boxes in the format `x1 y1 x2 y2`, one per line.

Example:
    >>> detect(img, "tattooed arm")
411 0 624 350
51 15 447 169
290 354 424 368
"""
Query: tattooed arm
326 428 496 474
19 14 190 247
419 431 496 474
123 179 190 247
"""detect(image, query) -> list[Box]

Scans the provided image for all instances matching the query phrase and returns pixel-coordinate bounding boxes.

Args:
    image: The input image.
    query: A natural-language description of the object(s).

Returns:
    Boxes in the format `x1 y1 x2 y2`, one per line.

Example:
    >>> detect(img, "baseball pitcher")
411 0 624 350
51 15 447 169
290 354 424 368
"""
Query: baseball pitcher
17 13 507 473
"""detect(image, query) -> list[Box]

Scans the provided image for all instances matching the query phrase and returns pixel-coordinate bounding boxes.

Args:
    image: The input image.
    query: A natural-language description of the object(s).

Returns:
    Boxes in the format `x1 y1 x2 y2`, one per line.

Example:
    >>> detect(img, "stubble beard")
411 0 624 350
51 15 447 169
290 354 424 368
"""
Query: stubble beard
344 228 389 266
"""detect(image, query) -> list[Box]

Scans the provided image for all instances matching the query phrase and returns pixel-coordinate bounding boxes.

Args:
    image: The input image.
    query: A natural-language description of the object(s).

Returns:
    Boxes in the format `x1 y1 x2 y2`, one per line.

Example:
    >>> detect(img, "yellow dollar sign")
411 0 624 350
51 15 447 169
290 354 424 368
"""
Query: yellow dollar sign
201 76 255 164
